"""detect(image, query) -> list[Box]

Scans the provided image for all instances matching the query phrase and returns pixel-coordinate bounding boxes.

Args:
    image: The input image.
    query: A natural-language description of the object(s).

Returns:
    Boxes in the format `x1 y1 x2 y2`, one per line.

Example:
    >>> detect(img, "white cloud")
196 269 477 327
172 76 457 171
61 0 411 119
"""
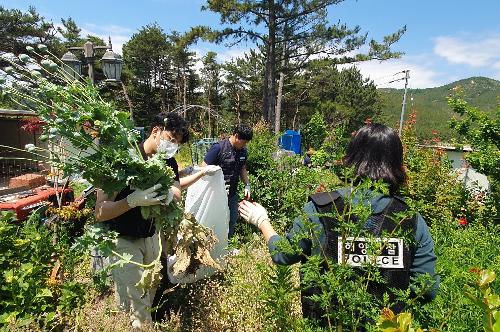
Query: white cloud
434 35 500 68
80 24 132 55
192 46 252 75
83 23 133 36
194 46 252 63
191 49 206 74
339 55 443 89
52 22 131 55
216 48 251 63
493 62 500 81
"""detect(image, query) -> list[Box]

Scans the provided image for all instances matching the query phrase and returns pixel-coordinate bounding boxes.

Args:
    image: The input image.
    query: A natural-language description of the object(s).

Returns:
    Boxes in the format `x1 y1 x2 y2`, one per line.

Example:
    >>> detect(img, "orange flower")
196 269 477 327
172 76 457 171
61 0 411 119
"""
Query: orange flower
380 307 395 321
458 216 468 226
316 183 326 193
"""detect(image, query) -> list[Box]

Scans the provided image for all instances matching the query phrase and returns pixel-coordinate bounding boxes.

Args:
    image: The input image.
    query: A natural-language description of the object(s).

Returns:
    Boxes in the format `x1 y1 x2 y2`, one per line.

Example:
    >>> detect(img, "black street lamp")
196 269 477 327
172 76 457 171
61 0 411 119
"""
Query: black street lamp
61 37 123 84
101 48 123 82
61 51 81 80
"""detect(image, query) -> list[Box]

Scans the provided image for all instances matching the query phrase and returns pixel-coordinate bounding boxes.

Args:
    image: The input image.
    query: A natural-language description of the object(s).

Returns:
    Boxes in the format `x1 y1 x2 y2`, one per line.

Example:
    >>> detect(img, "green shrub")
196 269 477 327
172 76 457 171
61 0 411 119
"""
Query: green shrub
402 111 467 226
411 222 500 331
0 211 89 330
249 163 341 234
246 121 279 175
258 264 300 331
448 95 499 224
301 111 327 151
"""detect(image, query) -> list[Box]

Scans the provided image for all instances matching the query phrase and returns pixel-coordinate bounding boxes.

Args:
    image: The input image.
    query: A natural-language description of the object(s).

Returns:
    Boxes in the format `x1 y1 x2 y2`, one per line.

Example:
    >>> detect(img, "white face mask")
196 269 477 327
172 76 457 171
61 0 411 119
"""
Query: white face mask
156 133 178 159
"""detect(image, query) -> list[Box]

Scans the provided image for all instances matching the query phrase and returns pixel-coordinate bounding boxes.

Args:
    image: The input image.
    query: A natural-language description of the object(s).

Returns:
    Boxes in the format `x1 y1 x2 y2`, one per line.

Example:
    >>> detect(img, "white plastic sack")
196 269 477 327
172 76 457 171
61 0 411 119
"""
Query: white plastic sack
167 167 229 283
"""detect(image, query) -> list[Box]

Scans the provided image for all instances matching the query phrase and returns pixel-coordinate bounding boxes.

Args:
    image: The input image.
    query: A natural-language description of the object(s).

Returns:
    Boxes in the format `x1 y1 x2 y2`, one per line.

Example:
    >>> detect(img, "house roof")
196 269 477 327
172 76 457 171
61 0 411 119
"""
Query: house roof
0 109 36 118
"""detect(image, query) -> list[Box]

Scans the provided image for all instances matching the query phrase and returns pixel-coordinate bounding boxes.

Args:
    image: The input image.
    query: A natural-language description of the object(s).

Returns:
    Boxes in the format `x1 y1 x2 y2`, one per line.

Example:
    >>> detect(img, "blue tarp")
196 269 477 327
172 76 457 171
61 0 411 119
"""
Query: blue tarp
279 130 301 154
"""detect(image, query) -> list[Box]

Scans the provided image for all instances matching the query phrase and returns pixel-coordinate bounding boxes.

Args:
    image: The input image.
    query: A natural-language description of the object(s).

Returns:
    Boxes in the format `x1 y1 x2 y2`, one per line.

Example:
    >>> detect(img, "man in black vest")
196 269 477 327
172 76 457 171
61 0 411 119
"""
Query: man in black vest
202 124 253 238
94 112 189 329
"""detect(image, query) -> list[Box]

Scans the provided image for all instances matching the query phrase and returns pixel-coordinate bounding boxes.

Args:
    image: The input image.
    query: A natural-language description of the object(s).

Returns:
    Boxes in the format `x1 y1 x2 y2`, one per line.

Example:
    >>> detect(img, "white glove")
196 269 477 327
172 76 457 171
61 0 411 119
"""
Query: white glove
244 183 251 200
180 165 194 176
203 165 220 176
238 201 269 227
126 184 166 208
163 188 174 205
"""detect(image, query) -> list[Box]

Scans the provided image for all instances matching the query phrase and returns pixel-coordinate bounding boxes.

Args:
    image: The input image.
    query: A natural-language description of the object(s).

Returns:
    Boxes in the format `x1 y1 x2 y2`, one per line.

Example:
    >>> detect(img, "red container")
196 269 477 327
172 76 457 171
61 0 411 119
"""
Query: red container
0 186 73 221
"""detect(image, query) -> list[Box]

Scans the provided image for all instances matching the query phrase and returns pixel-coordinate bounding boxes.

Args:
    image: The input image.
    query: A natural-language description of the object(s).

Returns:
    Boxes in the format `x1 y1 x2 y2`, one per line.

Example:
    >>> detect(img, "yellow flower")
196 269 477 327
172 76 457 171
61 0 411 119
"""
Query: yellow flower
14 238 30 247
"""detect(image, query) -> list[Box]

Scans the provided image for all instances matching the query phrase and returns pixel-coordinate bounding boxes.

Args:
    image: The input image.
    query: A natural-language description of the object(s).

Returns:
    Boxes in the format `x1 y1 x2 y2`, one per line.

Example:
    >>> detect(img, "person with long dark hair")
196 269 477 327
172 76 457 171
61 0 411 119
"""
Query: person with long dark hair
239 123 439 326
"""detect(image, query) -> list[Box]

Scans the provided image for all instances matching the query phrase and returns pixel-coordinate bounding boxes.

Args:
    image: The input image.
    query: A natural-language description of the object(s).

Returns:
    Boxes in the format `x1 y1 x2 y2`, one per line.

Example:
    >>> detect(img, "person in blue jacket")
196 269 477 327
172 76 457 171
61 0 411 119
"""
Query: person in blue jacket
239 123 439 325
203 124 252 238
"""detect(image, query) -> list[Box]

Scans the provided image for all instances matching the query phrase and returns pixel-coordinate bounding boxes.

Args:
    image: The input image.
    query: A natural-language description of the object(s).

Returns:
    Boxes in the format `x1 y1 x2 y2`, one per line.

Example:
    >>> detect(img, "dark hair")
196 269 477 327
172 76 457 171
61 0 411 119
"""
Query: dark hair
151 112 189 144
344 123 406 193
233 123 253 141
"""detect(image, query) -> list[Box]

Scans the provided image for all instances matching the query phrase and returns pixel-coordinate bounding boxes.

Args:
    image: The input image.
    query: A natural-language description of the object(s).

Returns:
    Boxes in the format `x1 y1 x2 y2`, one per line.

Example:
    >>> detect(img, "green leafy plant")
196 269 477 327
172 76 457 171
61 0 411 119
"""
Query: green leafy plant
0 45 218 293
301 111 328 151
448 94 499 223
0 211 88 329
259 264 299 331
401 111 462 225
377 309 428 332
465 269 500 332
246 120 279 175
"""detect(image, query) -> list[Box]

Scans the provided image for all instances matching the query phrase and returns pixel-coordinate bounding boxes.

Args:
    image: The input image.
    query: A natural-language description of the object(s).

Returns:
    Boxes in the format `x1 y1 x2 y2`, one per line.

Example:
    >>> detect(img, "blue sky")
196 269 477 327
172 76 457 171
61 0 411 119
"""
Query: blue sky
3 0 500 88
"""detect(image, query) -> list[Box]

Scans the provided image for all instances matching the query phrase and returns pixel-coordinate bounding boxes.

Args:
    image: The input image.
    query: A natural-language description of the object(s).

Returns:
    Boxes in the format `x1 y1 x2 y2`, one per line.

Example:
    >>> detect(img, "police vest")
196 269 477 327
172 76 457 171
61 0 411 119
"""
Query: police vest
217 139 247 196
301 190 417 323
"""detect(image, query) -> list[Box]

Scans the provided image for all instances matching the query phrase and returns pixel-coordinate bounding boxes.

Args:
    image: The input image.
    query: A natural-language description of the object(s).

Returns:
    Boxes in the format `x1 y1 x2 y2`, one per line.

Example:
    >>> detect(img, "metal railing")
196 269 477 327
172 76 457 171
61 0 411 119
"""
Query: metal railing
190 138 218 165
0 148 45 189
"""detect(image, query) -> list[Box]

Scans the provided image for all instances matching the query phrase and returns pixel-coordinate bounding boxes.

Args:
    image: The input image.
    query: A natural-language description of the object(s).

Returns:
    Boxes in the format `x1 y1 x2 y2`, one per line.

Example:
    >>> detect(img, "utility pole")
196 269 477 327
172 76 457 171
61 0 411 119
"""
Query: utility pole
398 70 410 136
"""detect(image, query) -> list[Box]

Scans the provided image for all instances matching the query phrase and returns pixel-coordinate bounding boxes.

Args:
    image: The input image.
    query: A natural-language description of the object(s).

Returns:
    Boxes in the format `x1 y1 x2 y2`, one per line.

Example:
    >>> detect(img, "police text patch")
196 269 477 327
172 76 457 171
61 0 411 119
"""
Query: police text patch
337 237 404 269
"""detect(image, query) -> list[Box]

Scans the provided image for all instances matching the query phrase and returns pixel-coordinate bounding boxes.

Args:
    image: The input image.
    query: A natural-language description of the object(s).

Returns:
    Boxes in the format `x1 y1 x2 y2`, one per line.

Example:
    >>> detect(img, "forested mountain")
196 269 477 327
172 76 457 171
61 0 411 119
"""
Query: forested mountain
378 77 500 140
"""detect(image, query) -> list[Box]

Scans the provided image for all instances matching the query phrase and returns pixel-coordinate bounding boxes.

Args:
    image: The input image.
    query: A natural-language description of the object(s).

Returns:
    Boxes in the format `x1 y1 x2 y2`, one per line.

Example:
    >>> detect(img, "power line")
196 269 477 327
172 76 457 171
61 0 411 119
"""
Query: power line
370 71 404 83
374 70 408 88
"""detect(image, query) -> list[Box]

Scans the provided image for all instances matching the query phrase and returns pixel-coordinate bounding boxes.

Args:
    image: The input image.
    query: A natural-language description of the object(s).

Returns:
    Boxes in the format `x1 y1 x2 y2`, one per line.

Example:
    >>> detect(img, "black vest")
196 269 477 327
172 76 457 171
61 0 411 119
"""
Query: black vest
301 190 417 324
105 187 156 238
217 139 247 196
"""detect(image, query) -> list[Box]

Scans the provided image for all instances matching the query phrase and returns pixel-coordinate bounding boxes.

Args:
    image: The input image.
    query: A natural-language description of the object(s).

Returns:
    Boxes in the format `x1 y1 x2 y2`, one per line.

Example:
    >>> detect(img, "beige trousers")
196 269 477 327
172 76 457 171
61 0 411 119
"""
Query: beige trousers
109 232 160 328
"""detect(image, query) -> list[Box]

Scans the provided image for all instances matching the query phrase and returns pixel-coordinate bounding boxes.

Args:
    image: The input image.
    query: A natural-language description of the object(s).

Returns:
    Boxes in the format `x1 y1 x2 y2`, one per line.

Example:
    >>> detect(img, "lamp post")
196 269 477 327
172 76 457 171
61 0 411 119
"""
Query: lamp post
101 48 123 83
61 51 81 80
61 37 132 122
61 37 123 83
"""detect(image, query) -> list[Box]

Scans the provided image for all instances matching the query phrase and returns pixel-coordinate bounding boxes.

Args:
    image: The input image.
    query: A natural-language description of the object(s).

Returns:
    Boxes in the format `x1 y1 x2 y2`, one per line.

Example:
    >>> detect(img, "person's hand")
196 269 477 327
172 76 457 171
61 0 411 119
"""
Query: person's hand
180 165 194 176
203 165 220 176
244 183 251 200
239 201 268 227
126 184 166 208
163 188 174 205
